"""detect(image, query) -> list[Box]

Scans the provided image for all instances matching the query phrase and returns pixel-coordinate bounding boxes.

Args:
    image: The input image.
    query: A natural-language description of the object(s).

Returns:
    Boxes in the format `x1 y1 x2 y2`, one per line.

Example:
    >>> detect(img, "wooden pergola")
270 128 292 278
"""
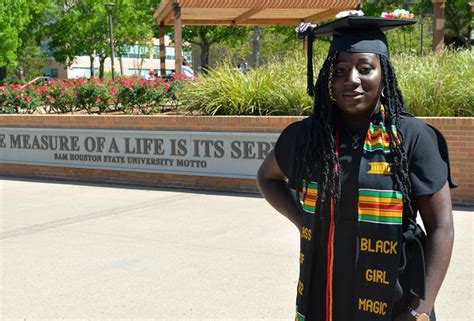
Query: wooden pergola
153 0 361 75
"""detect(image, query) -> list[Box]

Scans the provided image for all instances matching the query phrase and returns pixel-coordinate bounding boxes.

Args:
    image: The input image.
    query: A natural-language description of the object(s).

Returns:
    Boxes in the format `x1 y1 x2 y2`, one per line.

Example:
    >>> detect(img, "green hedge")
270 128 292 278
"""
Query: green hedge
180 49 473 116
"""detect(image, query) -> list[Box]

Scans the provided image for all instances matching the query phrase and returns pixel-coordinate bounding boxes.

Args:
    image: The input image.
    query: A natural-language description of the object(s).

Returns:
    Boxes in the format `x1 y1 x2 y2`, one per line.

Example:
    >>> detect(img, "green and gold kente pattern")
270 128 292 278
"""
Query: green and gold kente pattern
300 180 318 214
363 122 400 154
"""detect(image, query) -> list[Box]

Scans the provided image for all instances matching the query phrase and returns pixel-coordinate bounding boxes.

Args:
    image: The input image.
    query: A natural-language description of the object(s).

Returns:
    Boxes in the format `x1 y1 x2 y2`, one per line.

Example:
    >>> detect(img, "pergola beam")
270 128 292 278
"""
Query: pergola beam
303 9 341 23
153 1 173 23
165 0 359 9
180 19 305 25
153 0 364 76
233 8 263 24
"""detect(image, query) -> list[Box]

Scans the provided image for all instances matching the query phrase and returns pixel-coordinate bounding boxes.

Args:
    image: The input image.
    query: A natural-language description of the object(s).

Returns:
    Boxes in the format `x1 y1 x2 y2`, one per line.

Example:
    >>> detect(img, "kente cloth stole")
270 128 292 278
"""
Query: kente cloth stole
295 109 404 321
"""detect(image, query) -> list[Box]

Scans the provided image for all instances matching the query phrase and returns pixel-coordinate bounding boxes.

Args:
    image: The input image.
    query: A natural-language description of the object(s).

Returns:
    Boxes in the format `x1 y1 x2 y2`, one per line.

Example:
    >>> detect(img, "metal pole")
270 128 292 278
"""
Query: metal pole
104 3 115 81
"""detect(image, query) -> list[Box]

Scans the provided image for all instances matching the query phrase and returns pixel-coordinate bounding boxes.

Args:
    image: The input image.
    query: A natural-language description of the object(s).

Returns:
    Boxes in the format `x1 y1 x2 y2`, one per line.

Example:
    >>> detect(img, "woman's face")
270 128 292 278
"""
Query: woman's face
331 52 383 118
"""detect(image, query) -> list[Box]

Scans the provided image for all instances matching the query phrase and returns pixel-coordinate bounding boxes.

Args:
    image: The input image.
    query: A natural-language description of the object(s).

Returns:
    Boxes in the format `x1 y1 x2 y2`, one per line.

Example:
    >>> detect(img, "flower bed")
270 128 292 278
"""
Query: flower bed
0 74 189 115
2 50 473 117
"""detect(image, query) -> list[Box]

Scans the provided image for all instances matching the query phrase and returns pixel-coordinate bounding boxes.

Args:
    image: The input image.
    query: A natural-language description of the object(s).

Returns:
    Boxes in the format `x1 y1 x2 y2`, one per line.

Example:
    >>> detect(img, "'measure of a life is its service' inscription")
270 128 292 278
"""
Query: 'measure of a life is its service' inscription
0 128 279 178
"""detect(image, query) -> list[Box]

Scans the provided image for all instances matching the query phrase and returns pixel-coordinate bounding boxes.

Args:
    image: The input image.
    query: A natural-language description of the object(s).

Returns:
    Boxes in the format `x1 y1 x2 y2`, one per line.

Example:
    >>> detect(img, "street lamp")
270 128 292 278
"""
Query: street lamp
104 2 115 81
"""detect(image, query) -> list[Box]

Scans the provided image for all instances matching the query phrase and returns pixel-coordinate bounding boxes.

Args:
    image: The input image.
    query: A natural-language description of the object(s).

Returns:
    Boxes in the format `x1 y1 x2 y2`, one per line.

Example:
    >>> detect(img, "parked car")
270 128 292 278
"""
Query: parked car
20 76 52 89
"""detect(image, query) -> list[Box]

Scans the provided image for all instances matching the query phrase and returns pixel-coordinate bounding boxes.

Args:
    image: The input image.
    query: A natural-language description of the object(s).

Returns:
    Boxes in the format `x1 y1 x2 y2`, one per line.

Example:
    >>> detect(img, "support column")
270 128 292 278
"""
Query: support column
159 22 166 77
303 36 308 56
432 0 446 53
173 0 182 75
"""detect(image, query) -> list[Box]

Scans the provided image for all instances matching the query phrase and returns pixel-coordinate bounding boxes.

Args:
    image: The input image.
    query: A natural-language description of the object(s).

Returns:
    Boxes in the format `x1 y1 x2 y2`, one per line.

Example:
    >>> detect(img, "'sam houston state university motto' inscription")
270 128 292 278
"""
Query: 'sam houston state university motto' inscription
0 128 279 178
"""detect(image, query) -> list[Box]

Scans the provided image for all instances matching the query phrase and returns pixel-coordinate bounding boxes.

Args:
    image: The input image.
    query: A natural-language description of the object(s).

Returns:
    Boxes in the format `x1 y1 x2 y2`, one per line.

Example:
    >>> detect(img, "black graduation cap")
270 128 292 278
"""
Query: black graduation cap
297 16 416 96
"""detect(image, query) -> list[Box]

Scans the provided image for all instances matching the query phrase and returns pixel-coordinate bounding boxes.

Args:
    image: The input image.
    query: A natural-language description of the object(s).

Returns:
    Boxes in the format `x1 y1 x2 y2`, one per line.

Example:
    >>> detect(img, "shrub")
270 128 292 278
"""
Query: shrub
75 77 113 114
117 75 170 114
37 79 78 113
165 74 191 108
0 84 42 114
0 75 183 115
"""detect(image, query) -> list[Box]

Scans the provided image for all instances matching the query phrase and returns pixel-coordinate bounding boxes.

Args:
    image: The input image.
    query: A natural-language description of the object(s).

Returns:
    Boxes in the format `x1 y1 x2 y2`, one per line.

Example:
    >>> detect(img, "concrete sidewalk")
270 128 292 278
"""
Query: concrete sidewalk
1 179 472 320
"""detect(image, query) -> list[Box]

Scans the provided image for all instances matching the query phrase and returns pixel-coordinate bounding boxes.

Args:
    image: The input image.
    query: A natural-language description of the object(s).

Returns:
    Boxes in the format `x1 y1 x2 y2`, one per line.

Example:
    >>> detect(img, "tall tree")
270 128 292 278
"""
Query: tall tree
14 0 55 80
13 40 48 80
0 0 55 81
0 0 33 80
250 26 261 67
113 0 158 74
445 0 472 47
177 26 249 71
48 0 106 77
362 0 472 49
48 0 159 78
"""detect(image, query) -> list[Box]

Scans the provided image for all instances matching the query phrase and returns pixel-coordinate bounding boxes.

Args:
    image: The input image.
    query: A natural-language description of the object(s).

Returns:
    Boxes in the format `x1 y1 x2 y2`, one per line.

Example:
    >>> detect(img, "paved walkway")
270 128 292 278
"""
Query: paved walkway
1 179 472 320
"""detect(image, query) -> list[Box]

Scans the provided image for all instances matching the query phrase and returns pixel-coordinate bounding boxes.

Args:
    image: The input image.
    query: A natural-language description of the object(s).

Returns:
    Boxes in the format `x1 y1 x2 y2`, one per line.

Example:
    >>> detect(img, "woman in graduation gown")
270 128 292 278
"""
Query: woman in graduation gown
257 15 456 321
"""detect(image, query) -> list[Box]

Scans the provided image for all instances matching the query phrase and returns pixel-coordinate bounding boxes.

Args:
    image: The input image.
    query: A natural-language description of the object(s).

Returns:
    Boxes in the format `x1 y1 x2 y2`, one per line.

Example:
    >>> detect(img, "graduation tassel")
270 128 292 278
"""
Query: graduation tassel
296 23 315 97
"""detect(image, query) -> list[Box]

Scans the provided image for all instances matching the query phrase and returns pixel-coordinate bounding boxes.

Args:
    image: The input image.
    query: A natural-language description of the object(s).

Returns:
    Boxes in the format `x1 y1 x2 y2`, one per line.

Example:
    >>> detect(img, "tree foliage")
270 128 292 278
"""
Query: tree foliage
47 0 160 78
172 26 249 71
362 0 472 48
0 0 30 68
445 0 472 47
47 0 108 74
0 0 52 80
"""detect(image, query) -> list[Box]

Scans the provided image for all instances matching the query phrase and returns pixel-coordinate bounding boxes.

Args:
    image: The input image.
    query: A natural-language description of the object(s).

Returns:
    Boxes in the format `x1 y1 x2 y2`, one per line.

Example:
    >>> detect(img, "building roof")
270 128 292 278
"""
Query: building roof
154 0 362 26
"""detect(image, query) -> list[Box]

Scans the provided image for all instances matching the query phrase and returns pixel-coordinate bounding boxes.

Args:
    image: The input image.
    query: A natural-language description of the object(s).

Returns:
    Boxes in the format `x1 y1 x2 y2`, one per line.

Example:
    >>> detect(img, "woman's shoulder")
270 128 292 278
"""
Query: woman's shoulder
398 115 458 192
398 115 430 135
278 117 311 141
398 115 440 145
274 117 311 182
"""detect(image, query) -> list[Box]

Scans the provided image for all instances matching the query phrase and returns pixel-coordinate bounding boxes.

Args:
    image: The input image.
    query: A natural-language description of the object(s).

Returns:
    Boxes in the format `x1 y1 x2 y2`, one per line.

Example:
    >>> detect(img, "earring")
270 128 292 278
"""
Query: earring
329 83 336 102
381 87 386 98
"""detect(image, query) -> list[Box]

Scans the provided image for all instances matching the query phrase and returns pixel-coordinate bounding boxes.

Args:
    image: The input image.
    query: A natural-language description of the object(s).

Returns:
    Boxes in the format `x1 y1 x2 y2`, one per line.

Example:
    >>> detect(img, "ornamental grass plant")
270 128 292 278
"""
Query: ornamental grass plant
394 49 473 116
180 55 314 116
180 49 473 117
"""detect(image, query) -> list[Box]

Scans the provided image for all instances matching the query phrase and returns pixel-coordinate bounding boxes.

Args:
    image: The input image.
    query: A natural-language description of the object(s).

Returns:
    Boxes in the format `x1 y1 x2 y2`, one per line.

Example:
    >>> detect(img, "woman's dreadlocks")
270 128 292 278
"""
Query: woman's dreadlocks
295 53 413 220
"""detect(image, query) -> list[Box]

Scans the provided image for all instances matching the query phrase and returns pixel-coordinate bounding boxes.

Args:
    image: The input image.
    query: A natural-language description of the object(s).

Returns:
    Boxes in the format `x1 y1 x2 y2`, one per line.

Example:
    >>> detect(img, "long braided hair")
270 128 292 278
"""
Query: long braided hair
295 53 413 219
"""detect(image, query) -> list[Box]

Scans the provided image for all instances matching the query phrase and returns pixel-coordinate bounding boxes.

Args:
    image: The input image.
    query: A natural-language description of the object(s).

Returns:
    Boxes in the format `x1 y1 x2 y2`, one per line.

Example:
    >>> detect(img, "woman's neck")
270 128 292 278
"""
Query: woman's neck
339 102 381 133
340 114 370 133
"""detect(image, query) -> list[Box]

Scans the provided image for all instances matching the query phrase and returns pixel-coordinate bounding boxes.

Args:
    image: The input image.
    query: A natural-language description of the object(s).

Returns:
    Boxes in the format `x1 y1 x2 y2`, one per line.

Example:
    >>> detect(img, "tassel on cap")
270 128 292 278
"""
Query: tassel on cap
296 22 316 97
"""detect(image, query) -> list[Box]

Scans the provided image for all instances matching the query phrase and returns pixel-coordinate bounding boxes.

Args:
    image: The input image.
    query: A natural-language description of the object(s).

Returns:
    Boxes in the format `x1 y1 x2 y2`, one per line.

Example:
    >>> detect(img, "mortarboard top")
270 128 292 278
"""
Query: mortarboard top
312 16 416 36
313 16 416 57
298 15 416 96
